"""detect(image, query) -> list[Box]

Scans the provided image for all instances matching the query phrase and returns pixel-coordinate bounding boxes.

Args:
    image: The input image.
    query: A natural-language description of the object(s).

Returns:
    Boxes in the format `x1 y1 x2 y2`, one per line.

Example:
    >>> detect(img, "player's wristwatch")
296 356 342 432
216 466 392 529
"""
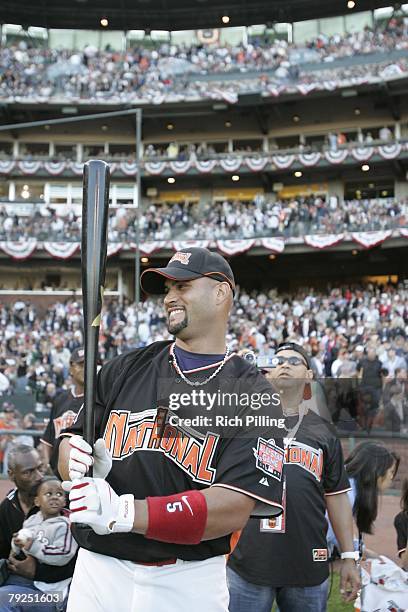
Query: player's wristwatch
340 551 359 561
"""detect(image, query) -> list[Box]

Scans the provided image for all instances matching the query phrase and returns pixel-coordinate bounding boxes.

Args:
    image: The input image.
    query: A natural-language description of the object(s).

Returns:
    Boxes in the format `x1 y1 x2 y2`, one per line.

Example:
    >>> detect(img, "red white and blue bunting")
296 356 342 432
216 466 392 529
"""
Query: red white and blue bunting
194 159 218 173
43 242 80 259
350 147 374 162
378 143 402 159
17 161 41 175
69 162 84 175
0 231 405 259
219 158 242 173
119 161 138 176
107 243 124 257
304 234 344 249
296 84 317 96
245 156 268 172
0 161 15 174
0 240 38 260
351 230 393 249
138 241 168 255
323 149 349 164
169 160 192 174
298 152 322 167
216 239 255 255
172 240 210 251
271 154 296 169
259 237 285 253
0 144 406 178
43 161 66 176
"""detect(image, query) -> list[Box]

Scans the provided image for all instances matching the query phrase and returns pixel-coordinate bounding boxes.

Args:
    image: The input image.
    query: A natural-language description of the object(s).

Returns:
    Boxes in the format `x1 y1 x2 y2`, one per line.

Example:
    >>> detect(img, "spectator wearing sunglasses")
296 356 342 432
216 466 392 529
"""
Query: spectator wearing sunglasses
227 343 360 612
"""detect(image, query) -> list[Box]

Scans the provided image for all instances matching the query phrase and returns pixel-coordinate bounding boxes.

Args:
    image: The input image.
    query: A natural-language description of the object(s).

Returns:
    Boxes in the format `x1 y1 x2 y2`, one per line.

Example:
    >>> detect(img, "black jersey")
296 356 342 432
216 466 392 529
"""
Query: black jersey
228 411 351 587
62 341 285 563
41 389 84 472
394 511 408 558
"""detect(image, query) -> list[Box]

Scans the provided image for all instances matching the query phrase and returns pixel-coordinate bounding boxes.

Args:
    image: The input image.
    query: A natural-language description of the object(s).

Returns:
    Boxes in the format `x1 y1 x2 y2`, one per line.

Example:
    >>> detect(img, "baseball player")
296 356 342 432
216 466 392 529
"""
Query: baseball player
39 348 84 473
228 343 360 612
57 248 285 612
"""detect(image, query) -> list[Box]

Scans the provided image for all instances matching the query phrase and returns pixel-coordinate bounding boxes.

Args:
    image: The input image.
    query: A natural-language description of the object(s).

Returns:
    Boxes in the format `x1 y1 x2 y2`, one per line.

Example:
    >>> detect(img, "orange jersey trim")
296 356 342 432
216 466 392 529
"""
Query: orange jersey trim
211 483 284 514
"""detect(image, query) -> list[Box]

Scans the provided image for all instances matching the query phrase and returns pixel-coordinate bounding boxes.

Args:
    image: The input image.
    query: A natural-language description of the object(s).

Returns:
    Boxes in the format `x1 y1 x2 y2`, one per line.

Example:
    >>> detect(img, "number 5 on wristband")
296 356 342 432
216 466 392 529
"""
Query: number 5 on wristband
146 491 207 545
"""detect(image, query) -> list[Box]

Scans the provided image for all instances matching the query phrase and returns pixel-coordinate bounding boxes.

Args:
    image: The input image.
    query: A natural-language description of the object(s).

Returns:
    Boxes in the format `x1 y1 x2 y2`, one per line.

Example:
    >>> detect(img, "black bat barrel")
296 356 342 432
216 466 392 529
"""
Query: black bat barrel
81 160 110 457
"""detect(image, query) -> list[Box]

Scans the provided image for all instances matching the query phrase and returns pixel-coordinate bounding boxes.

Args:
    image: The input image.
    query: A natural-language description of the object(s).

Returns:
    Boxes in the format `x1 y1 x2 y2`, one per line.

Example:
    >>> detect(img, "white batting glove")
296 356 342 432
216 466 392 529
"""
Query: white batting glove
68 435 112 480
62 478 134 536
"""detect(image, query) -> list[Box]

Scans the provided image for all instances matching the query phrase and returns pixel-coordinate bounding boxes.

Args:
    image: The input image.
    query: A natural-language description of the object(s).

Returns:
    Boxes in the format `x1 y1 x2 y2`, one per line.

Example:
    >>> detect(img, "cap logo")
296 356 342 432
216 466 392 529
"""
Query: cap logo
169 252 191 265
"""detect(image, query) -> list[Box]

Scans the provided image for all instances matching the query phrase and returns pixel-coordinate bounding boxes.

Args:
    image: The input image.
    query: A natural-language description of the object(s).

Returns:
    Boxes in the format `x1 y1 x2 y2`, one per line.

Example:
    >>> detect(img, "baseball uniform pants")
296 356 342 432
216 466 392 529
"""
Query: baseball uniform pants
67 548 229 611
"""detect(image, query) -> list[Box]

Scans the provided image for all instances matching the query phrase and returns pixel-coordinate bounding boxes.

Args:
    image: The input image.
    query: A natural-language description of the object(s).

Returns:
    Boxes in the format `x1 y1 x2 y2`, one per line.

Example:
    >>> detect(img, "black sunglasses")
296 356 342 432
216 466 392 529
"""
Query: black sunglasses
271 355 308 368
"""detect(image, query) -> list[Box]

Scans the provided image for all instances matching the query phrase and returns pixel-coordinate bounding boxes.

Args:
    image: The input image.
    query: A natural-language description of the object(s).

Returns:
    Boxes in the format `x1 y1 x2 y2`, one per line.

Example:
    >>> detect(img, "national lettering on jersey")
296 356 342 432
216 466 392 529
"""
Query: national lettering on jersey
103 407 219 485
284 440 323 482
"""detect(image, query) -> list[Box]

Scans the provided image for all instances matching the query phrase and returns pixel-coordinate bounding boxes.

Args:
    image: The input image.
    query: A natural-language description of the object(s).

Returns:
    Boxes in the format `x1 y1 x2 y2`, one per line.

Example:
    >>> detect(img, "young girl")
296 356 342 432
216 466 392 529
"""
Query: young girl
327 441 400 556
12 476 77 596
394 478 408 571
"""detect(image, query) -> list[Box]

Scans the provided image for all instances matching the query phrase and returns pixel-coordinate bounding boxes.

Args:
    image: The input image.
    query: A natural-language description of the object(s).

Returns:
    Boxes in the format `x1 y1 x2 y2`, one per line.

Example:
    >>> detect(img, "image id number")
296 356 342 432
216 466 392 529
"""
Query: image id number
7 592 63 604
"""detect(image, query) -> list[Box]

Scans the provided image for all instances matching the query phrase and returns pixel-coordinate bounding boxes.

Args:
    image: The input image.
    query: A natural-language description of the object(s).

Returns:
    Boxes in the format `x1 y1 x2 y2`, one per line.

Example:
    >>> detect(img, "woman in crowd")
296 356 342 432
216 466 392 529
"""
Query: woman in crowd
394 478 408 571
328 441 400 557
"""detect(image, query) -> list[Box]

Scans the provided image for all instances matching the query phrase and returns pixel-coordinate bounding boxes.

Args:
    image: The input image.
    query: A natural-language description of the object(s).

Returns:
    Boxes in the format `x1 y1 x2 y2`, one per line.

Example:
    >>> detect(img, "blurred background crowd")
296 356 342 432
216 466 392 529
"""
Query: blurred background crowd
0 280 406 468
0 195 406 242
1 20 408 104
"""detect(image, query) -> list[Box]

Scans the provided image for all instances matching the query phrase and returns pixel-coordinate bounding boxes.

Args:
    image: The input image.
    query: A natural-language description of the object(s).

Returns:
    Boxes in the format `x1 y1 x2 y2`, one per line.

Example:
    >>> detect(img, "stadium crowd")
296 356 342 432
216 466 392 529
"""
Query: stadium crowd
0 281 406 433
0 196 406 242
0 20 407 103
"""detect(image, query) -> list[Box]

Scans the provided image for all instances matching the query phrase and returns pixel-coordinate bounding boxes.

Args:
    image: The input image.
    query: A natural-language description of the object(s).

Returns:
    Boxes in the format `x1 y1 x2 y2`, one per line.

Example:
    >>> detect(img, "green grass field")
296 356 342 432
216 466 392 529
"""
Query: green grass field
327 573 355 612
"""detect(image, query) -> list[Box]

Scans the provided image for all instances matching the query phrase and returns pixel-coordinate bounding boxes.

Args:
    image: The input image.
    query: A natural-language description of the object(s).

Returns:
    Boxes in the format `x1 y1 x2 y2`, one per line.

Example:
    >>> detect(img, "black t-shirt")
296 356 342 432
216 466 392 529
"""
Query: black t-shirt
228 411 351 587
62 341 286 563
0 489 76 582
357 358 383 389
41 389 84 472
394 511 408 558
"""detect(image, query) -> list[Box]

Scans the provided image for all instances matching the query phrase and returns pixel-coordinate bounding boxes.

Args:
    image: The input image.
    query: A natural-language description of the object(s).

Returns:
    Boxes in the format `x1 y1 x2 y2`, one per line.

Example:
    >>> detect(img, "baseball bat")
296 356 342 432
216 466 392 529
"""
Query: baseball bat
81 160 110 473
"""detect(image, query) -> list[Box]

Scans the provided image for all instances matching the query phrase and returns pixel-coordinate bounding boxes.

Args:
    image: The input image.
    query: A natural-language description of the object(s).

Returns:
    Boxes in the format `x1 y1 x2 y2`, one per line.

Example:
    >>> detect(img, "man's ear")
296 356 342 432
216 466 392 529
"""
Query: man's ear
215 282 231 305
7 468 14 482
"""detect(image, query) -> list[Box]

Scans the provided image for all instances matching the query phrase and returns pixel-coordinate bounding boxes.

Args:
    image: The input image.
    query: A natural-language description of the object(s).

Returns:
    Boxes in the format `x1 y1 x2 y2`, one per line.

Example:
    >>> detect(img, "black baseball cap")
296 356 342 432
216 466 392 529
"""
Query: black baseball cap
140 248 235 295
70 348 85 364
276 342 312 369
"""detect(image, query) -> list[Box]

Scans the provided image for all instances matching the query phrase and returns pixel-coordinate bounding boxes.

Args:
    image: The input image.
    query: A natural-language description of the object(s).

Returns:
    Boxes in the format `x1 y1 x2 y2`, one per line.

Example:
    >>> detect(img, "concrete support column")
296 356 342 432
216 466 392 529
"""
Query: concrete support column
328 179 344 204
197 188 213 215
394 180 408 201
8 182 15 201
118 268 124 304
77 143 83 163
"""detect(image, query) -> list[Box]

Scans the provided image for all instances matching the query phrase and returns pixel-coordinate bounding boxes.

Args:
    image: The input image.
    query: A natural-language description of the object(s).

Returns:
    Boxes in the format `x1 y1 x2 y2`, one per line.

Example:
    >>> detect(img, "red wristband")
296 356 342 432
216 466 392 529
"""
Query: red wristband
145 490 207 545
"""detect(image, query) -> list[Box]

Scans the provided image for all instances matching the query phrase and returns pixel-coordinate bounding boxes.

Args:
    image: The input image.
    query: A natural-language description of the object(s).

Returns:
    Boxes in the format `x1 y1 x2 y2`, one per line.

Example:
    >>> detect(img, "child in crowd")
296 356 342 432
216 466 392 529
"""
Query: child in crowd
12 476 77 596
394 478 408 571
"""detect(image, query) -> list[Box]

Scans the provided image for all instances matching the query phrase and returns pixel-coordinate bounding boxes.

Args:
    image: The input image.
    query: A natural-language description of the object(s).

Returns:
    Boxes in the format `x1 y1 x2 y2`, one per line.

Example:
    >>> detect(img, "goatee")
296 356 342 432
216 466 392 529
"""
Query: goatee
167 315 189 336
